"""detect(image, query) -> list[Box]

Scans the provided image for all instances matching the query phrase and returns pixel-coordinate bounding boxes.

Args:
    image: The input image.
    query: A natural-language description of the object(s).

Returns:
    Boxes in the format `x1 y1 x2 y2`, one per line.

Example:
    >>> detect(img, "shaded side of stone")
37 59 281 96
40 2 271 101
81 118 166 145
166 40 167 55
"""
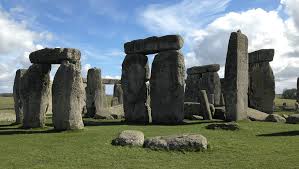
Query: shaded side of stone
52 61 84 130
150 50 185 124
13 69 27 124
113 84 123 105
199 90 213 120
29 48 81 64
121 54 150 124
249 49 274 64
224 31 249 121
206 122 240 130
184 102 201 119
20 64 51 128
248 62 275 114
187 64 220 75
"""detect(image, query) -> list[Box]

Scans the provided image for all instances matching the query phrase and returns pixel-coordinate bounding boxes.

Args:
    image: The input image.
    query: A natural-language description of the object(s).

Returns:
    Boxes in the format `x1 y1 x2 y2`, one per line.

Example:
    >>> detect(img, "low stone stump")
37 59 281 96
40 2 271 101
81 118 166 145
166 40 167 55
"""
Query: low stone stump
247 108 268 121
265 114 286 123
144 134 208 152
286 114 299 124
206 123 240 131
184 102 201 119
112 130 144 147
214 106 226 120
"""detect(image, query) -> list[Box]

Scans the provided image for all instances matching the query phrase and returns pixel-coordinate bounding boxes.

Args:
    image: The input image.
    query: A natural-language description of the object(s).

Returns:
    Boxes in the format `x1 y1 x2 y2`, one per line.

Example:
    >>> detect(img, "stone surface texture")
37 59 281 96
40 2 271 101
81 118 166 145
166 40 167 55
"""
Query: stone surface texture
265 114 286 123
206 122 240 130
112 130 144 147
144 134 208 151
286 114 299 124
20 64 51 128
121 54 150 123
199 90 213 120
52 61 84 130
150 50 185 124
224 31 249 121
29 48 81 64
13 69 27 124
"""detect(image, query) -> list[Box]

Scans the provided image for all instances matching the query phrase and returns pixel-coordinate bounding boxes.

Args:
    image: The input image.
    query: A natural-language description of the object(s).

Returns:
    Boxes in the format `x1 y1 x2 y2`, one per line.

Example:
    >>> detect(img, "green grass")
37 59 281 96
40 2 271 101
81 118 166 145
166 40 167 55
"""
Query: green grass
0 97 299 169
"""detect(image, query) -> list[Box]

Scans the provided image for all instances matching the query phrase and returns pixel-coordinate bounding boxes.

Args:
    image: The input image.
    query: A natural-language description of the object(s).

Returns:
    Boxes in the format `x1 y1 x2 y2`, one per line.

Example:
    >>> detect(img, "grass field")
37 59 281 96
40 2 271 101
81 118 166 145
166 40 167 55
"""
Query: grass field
0 96 299 169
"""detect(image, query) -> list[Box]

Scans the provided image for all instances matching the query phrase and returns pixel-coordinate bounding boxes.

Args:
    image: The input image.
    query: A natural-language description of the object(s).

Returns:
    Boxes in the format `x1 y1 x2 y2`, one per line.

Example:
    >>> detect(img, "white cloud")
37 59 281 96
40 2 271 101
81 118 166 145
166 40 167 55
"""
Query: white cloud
139 0 299 93
0 8 52 92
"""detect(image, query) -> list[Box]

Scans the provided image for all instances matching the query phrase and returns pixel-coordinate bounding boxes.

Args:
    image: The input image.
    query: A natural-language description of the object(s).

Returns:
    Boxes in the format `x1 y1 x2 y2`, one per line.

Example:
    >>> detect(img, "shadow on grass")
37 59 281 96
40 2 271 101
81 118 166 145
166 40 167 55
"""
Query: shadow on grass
0 129 59 135
257 130 299 137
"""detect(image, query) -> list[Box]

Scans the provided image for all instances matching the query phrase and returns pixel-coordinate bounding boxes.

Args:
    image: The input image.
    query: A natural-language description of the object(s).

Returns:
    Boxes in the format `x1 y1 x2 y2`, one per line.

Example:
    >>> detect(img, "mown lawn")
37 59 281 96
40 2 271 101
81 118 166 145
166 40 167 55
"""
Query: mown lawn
0 96 299 169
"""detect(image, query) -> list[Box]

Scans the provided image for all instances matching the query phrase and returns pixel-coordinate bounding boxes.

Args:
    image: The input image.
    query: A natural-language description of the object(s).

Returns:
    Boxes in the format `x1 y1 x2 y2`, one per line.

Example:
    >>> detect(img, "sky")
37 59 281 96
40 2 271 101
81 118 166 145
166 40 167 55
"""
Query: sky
0 0 298 94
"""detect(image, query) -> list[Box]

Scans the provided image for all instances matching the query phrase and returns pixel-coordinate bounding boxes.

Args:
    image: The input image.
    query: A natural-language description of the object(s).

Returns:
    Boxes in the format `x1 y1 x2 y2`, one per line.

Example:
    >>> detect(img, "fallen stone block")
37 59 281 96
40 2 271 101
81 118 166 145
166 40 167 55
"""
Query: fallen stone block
112 130 144 147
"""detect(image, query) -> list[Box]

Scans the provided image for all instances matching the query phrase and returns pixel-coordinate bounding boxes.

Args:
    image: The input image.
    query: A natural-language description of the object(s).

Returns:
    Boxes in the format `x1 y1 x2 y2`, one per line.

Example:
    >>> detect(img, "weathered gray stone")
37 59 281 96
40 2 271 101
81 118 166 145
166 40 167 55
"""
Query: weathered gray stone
29 48 81 64
187 64 220 75
124 35 184 55
144 134 208 151
224 30 249 121
248 49 275 114
249 49 274 64
214 106 226 120
199 90 213 120
286 114 299 124
297 78 299 102
111 97 119 106
13 69 26 124
206 122 240 130
113 84 123 105
52 61 84 130
185 66 221 106
112 130 144 147
20 64 51 128
121 54 150 123
247 107 268 121
265 114 286 123
150 50 185 124
102 78 121 84
85 68 104 118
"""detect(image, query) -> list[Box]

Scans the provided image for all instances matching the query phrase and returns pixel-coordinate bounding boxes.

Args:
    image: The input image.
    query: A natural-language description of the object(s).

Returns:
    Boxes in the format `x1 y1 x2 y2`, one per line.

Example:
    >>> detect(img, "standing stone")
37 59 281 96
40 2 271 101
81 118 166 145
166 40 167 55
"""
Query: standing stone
20 64 51 128
85 68 104 117
150 50 185 124
113 84 123 105
199 90 213 120
121 54 150 123
248 49 275 114
52 61 84 130
13 69 27 124
224 30 248 121
297 77 299 102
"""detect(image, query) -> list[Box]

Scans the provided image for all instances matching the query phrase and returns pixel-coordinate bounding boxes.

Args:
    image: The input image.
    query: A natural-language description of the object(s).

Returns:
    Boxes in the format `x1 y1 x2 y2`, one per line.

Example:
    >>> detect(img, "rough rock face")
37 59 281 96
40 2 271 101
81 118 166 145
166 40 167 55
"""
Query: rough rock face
150 50 185 124
144 134 208 151
199 90 213 120
248 49 275 114
265 114 286 123
102 78 121 84
13 69 27 124
121 54 150 123
185 64 221 106
297 78 299 102
124 35 184 55
29 48 81 64
206 122 240 130
113 84 123 105
85 68 104 118
184 102 201 119
224 30 249 121
20 64 51 128
112 130 144 147
286 114 299 124
52 61 84 130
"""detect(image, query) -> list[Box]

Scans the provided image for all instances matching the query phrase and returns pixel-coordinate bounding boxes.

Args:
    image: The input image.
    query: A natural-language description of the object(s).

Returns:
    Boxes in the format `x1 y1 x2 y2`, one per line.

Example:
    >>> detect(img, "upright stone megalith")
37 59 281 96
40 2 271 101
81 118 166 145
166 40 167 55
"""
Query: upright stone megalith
224 30 248 121
112 84 123 105
13 69 27 124
85 68 104 117
121 54 150 123
52 61 84 130
150 50 185 124
248 49 275 114
20 64 51 128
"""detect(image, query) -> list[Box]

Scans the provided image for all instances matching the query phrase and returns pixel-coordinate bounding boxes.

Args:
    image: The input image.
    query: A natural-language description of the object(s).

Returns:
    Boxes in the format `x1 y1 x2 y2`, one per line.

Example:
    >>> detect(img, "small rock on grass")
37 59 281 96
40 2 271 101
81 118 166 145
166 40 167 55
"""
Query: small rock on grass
206 122 240 131
112 130 144 147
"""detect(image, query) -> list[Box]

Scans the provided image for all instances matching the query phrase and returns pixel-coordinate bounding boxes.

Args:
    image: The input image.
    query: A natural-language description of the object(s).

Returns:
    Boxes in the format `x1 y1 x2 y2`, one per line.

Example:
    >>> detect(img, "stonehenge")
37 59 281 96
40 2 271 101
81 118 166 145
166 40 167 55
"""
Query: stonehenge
13 69 27 124
248 49 275 114
112 84 123 106
224 30 249 121
15 47 85 130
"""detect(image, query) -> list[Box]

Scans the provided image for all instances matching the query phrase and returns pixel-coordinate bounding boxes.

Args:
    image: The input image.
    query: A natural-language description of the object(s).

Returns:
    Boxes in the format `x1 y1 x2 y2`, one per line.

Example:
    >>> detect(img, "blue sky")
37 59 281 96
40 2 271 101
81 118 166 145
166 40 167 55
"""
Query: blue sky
0 0 298 94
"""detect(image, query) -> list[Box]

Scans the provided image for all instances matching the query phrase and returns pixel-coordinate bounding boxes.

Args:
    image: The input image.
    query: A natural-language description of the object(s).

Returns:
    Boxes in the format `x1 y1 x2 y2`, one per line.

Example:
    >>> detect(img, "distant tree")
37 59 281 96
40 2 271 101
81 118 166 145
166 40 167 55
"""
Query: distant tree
281 88 297 99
